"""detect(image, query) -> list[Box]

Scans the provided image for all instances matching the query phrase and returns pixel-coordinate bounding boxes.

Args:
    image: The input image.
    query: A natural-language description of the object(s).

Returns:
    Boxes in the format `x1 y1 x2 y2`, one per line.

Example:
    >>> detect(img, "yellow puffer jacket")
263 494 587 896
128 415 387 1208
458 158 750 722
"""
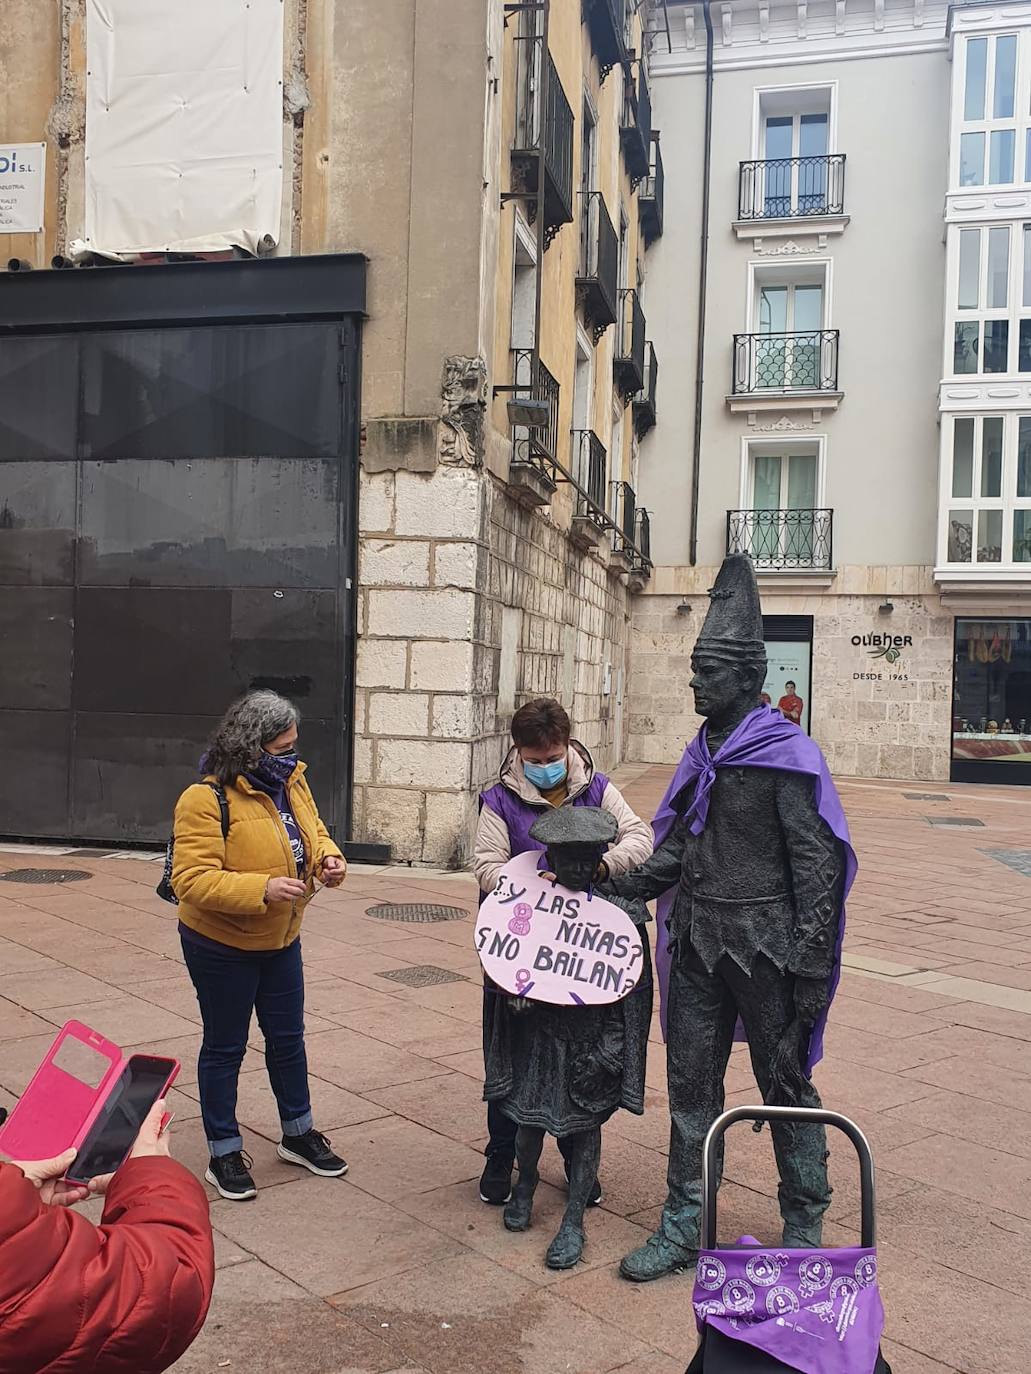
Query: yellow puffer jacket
171 764 344 951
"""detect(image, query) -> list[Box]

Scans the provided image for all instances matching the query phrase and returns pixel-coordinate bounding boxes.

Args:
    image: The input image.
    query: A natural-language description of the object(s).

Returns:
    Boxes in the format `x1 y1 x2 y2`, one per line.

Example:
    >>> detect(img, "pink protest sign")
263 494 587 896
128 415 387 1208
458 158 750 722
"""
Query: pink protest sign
476 850 644 1006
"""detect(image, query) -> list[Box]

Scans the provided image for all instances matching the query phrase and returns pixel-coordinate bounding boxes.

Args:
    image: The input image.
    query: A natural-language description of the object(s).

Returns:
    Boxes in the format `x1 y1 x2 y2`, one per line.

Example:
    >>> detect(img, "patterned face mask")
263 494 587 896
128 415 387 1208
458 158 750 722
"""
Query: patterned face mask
255 749 298 786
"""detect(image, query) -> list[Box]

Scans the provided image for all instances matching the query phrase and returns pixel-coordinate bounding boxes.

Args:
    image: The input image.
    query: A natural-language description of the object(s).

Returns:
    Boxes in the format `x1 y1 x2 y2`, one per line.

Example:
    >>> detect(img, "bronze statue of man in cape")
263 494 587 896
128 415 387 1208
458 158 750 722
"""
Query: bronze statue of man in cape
603 552 857 1282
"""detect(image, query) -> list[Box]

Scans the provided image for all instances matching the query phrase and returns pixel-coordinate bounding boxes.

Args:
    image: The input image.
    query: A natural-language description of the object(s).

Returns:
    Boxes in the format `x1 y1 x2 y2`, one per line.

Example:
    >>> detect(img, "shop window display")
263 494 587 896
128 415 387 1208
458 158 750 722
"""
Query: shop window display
952 619 1031 778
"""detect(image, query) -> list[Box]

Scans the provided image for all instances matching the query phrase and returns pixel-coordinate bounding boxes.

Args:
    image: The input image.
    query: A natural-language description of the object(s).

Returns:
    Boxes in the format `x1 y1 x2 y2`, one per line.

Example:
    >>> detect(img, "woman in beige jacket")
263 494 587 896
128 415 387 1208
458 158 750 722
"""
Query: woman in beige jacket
474 698 654 1206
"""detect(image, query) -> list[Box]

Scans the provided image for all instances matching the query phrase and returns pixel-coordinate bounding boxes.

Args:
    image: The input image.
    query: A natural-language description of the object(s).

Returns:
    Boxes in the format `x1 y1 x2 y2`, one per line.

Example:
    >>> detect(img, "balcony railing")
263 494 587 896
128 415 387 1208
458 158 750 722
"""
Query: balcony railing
615 288 647 400
512 32 575 246
640 134 664 244
584 0 629 79
732 330 839 395
620 64 652 184
633 340 658 436
738 155 846 222
634 508 652 569
572 428 608 528
726 508 834 571
577 191 619 334
511 349 560 479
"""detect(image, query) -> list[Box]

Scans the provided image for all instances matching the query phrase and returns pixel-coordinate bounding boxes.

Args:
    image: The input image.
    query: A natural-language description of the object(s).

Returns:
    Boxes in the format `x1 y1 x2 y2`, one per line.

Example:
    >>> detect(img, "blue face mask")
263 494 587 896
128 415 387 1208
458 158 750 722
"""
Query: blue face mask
523 759 568 790
255 749 298 786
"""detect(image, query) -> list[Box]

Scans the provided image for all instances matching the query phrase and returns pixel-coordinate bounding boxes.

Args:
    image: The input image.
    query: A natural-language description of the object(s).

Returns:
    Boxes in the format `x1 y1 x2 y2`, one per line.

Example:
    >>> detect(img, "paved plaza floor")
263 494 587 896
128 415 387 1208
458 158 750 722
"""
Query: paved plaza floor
2 768 1031 1373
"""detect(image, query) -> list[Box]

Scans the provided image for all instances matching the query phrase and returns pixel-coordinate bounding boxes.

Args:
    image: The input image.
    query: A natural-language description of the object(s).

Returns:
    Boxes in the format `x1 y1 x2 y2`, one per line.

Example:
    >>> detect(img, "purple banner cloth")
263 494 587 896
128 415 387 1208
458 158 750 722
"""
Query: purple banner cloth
651 706 857 1068
694 1239 884 1374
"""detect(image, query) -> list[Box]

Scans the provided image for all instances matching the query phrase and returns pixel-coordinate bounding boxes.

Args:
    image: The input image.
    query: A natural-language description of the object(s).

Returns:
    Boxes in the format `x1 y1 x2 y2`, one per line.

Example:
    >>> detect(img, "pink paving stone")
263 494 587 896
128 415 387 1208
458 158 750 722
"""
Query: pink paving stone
331 1251 650 1374
363 1070 489 1145
900 1054 1031 1110
885 1087 1031 1161
879 1132 1031 1220
320 1114 484 1203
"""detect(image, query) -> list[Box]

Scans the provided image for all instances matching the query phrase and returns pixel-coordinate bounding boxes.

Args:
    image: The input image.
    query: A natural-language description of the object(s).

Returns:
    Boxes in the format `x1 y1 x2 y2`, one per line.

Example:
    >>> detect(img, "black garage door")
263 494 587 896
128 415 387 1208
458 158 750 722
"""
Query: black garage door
0 258 363 845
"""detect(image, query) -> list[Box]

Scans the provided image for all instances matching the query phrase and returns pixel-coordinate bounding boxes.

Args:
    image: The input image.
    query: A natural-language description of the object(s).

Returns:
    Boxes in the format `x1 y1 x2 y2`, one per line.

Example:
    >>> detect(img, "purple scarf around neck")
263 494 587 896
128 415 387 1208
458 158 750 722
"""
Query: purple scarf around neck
652 705 857 1071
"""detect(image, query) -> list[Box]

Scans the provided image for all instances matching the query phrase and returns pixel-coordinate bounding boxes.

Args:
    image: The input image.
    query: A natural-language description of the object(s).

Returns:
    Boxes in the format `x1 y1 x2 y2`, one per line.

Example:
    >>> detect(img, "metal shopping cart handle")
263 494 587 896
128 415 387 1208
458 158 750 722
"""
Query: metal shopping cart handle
701 1105 876 1250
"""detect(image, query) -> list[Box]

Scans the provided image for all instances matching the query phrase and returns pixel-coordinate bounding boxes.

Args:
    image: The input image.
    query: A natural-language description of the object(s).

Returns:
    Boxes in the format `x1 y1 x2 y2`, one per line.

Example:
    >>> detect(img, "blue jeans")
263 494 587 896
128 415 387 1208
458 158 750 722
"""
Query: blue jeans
181 934 313 1157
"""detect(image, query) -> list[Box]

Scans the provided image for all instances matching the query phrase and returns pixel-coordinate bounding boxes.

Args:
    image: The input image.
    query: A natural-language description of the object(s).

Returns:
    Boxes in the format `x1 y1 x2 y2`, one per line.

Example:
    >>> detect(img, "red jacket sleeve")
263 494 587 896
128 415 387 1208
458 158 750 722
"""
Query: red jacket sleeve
0 1156 214 1374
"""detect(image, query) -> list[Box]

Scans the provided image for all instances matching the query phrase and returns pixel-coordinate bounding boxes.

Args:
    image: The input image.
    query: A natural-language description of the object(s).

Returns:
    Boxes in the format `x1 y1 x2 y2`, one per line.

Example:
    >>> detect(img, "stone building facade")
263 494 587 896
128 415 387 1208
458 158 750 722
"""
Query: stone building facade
632 0 1031 790
0 0 661 860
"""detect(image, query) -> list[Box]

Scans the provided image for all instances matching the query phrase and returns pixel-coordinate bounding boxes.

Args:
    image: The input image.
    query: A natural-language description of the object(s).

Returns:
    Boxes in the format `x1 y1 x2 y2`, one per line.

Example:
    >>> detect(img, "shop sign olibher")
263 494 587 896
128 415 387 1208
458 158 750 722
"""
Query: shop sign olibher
852 633 913 683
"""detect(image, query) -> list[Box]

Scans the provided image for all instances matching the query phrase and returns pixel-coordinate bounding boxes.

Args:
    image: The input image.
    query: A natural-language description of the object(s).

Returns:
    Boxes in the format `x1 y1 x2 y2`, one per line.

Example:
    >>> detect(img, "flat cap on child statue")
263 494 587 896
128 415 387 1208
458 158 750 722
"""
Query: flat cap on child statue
481 804 652 1270
604 551 857 1282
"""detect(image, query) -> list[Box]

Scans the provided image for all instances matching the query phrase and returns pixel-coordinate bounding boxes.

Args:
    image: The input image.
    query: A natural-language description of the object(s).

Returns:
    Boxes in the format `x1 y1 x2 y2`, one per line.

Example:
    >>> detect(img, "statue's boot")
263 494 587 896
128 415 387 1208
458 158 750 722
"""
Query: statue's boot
782 1215 824 1249
545 1220 585 1270
503 1177 537 1232
620 1231 697 1282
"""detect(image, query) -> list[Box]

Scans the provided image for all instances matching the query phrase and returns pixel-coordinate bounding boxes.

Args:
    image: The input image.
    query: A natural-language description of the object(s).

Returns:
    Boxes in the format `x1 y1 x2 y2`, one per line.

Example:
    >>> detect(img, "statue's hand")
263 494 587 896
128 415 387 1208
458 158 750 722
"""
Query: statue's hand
793 975 830 1026
507 996 534 1015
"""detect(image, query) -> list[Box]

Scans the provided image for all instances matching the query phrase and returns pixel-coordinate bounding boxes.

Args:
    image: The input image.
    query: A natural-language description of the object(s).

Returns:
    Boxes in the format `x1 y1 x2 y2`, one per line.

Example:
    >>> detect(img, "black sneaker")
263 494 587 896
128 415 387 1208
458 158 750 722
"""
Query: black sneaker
277 1128 348 1177
479 1152 513 1204
205 1150 257 1201
564 1159 603 1207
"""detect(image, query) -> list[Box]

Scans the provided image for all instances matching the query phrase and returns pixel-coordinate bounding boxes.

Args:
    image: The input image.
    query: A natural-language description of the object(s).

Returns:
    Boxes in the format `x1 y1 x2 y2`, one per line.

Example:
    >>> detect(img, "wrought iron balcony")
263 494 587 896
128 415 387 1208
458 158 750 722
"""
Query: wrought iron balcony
634 508 652 570
738 155 846 222
640 134 664 244
572 428 608 529
615 288 647 401
620 64 652 184
512 32 575 246
732 330 839 395
633 340 658 436
576 191 619 335
584 0 629 79
510 349 560 481
726 508 834 572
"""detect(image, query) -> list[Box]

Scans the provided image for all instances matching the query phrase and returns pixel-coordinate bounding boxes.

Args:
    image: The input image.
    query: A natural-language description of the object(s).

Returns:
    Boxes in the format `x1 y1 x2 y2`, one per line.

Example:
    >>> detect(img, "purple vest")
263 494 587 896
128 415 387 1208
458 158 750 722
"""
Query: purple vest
480 772 609 861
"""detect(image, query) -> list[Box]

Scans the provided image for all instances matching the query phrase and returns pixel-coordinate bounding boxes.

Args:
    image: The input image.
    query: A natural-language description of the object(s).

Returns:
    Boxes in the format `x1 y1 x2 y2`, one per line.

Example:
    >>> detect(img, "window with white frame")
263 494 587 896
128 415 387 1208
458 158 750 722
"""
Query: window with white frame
752 87 836 219
958 33 1022 188
950 222 1031 375
942 413 1031 565
739 438 829 569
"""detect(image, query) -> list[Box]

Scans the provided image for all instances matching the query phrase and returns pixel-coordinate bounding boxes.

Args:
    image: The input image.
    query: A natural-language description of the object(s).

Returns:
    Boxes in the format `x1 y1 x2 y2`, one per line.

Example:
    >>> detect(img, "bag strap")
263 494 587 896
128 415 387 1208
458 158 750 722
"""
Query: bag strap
207 782 230 840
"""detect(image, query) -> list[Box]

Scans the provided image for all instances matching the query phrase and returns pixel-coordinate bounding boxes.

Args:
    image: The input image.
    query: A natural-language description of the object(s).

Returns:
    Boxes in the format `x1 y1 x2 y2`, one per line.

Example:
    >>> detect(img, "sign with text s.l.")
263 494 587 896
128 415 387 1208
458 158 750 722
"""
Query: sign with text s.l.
0 143 45 234
476 849 644 1007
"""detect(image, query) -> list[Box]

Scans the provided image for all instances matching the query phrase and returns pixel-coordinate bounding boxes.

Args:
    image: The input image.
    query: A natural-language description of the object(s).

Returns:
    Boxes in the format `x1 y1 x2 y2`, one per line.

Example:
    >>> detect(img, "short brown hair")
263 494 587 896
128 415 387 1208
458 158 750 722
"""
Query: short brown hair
511 698 571 749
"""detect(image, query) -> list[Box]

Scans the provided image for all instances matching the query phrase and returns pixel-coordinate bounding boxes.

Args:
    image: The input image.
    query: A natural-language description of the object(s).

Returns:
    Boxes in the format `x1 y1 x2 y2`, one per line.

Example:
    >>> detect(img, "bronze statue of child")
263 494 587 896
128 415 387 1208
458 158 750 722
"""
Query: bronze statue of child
481 805 652 1268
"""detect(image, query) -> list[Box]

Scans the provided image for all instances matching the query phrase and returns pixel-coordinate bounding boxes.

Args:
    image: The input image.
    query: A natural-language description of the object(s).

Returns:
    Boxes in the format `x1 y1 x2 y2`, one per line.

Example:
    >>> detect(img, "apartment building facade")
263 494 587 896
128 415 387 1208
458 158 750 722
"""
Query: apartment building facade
0 0 661 860
632 0 1031 787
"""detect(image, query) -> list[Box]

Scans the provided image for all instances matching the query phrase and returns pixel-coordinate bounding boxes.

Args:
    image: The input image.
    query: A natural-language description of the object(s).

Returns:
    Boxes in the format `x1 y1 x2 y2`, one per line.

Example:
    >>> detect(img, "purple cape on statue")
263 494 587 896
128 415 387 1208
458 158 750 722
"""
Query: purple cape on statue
652 705 857 1070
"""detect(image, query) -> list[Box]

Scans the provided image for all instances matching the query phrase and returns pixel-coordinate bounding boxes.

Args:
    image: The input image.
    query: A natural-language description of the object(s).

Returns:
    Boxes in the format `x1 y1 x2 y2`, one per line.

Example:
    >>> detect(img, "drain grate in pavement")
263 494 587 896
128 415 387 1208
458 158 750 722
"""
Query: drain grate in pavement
927 817 984 828
905 793 950 802
379 965 469 988
982 848 1031 876
0 868 93 884
366 903 468 923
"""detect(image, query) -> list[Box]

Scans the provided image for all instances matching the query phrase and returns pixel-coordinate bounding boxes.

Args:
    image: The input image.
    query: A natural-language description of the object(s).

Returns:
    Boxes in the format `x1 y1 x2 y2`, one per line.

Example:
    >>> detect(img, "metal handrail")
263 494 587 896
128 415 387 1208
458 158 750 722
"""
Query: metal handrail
738 154 846 221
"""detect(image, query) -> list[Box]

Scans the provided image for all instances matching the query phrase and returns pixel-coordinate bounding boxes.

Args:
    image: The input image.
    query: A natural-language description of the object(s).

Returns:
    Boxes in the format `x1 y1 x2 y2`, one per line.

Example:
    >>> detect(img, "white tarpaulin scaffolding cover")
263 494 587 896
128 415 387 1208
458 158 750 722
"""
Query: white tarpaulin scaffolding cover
85 0 284 255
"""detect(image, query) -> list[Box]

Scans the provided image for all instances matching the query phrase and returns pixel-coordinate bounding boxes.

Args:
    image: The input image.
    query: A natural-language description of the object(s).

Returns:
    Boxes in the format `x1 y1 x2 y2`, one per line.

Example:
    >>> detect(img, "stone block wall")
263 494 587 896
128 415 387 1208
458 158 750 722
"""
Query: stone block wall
628 564 955 782
352 462 635 867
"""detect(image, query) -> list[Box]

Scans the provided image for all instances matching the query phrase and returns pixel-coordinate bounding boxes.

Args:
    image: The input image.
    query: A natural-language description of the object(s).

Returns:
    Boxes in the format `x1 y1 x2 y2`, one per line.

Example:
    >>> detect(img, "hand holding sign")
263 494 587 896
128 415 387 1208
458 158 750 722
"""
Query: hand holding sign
476 850 643 1006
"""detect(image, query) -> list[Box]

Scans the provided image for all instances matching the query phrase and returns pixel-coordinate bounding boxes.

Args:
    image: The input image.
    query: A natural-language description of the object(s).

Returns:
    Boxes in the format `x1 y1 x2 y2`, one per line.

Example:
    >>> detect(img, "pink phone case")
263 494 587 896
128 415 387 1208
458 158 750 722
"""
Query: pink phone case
0 1020 178 1164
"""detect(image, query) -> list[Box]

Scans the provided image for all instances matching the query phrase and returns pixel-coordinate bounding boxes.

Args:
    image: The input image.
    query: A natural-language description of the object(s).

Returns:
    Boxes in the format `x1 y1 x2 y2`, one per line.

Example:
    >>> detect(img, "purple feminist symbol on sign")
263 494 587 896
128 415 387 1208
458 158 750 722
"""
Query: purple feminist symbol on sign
514 969 533 996
507 902 534 936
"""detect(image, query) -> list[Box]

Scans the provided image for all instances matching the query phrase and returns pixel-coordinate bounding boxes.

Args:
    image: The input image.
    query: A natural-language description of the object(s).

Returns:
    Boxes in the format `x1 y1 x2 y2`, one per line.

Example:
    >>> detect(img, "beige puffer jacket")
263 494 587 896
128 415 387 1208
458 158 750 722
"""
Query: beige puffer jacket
472 741 654 894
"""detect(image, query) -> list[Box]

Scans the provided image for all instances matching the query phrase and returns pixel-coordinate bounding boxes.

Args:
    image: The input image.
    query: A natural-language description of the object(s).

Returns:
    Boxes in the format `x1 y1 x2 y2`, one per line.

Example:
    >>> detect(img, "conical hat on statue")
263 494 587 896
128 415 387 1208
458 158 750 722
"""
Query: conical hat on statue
694 553 767 668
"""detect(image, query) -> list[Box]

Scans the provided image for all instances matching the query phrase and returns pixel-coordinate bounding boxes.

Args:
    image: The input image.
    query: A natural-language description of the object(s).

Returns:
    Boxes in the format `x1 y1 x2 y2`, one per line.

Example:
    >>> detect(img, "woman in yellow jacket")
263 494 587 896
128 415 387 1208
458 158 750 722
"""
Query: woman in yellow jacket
172 690 348 1201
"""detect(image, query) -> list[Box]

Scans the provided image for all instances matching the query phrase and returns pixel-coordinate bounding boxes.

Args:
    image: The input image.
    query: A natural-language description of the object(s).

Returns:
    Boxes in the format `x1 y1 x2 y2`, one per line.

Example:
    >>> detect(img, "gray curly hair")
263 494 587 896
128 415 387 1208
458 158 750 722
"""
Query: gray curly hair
203 691 300 785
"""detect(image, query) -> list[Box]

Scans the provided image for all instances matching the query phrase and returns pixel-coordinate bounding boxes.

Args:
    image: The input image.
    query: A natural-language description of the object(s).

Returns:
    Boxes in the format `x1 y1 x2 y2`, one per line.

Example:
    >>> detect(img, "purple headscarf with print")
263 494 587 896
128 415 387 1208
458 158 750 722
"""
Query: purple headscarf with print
652 705 856 1070
693 1239 884 1374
